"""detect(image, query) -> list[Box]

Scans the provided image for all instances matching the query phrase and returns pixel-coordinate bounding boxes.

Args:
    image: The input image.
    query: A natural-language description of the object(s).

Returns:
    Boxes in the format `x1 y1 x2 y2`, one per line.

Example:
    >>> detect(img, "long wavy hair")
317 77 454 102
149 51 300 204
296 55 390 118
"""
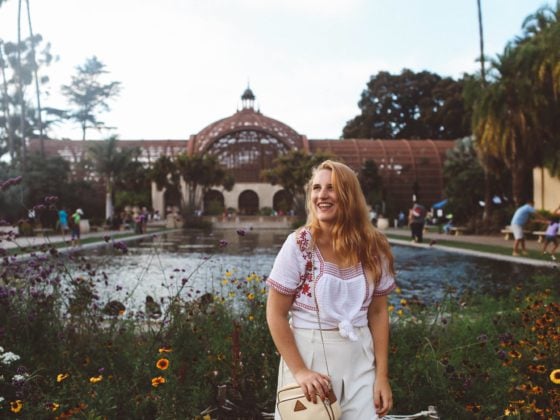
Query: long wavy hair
304 160 395 285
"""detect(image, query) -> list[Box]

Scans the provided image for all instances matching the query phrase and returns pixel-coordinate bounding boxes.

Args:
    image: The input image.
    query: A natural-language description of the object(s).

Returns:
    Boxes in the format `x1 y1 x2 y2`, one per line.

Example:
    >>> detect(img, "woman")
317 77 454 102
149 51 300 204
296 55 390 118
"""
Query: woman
266 160 396 419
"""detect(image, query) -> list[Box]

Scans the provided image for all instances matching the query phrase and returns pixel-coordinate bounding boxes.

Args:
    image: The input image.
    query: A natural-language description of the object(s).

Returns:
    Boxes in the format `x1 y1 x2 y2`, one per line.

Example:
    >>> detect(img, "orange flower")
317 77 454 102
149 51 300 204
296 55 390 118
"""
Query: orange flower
48 402 60 412
156 358 169 370
57 373 70 383
151 376 166 387
465 403 481 413
158 346 172 353
89 375 103 384
508 350 522 359
10 400 23 413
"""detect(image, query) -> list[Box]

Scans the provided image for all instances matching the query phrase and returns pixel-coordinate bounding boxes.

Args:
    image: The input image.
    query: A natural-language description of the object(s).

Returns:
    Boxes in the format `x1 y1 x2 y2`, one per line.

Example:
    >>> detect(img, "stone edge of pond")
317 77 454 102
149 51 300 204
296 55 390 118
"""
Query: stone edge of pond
388 237 559 268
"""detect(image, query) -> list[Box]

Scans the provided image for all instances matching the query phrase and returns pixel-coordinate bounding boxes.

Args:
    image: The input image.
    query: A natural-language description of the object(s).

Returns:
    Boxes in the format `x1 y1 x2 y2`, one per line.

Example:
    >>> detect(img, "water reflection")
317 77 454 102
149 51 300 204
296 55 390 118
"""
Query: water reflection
87 229 554 311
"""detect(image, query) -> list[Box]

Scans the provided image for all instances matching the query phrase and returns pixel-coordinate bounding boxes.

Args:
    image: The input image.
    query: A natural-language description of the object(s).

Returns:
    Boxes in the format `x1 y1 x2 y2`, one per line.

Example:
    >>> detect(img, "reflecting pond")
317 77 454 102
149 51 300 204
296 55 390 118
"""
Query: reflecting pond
87 229 556 311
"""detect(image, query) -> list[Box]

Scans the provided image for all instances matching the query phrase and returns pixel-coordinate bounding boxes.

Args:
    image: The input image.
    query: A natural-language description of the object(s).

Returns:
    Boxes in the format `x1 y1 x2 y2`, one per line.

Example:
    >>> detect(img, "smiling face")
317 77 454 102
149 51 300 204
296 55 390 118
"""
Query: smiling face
310 168 338 227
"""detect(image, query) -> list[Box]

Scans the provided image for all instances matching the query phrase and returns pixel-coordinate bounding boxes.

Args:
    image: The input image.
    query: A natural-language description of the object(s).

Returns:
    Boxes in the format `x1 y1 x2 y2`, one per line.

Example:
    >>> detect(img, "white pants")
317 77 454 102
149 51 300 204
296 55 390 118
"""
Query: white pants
275 326 378 420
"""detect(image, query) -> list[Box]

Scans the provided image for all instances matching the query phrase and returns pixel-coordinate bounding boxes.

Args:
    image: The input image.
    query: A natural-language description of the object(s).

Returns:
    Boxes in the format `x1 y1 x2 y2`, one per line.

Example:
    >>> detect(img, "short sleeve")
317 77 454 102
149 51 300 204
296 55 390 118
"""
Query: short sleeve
373 257 397 297
267 232 306 295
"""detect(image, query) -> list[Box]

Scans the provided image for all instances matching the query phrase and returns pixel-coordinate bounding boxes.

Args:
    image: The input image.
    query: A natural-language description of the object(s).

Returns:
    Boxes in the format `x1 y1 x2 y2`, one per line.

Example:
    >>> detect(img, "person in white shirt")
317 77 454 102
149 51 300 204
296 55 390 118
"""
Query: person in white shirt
266 160 396 419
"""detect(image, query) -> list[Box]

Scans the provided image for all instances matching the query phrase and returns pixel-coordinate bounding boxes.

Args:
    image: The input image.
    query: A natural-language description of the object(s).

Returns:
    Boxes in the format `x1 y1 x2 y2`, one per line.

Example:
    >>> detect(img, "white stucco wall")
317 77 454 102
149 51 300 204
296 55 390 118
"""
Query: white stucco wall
533 167 560 211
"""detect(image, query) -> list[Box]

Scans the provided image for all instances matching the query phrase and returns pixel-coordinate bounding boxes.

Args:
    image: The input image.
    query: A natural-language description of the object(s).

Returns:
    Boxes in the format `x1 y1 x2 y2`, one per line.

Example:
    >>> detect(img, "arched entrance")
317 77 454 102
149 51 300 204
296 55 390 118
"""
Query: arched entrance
273 190 293 215
238 190 259 215
204 190 225 215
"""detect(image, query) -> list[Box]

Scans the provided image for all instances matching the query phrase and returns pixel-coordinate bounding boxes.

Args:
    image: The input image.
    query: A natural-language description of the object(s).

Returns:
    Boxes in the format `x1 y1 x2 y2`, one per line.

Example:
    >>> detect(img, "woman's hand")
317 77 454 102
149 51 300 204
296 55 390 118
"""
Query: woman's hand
374 376 393 416
294 368 332 404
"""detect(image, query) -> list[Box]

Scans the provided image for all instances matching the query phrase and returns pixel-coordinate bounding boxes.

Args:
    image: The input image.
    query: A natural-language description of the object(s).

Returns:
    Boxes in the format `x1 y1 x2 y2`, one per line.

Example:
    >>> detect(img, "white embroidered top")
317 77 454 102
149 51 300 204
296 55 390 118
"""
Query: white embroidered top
267 228 396 340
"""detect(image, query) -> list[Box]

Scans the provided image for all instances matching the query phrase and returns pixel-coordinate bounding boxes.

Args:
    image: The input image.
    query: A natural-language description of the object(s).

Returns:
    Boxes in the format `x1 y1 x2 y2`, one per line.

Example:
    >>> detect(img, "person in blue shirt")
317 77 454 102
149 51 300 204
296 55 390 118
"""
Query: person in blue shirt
58 208 69 236
510 200 547 256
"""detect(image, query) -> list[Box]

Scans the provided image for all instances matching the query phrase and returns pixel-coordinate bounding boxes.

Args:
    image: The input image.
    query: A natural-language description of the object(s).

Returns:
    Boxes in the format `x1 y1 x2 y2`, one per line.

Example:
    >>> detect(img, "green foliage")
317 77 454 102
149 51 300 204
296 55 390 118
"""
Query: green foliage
358 159 383 208
343 69 471 140
261 149 334 217
176 153 235 214
61 56 122 141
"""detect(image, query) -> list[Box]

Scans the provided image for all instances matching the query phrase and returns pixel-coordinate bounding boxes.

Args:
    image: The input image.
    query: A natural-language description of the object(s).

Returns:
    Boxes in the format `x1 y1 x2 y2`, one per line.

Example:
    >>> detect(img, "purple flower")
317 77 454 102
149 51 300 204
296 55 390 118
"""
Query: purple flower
218 239 228 248
236 229 247 236
113 241 128 254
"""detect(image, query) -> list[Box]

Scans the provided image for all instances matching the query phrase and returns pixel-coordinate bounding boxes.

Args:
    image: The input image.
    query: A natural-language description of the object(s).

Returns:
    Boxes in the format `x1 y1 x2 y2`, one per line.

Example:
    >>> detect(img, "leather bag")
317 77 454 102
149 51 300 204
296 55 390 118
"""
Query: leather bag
277 382 341 420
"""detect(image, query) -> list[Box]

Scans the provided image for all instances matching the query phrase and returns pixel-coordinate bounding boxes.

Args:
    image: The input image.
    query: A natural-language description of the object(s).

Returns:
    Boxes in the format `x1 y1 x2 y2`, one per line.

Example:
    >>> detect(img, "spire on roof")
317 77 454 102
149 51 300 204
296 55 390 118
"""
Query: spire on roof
241 83 255 109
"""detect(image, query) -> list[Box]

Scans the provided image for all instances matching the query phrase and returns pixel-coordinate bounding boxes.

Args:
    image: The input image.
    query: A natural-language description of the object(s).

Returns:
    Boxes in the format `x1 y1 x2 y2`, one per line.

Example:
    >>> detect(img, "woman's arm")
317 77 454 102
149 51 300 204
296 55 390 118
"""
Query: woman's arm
368 294 393 417
266 288 331 403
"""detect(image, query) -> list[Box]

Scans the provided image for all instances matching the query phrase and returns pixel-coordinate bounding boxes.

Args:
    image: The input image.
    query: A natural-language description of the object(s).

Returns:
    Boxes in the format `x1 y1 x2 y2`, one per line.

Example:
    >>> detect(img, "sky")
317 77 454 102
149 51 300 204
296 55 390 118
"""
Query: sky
0 0 555 141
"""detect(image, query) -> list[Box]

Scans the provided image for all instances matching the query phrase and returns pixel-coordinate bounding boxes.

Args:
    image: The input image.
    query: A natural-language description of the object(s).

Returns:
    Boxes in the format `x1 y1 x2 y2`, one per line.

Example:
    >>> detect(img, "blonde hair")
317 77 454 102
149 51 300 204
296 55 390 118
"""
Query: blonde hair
304 160 395 285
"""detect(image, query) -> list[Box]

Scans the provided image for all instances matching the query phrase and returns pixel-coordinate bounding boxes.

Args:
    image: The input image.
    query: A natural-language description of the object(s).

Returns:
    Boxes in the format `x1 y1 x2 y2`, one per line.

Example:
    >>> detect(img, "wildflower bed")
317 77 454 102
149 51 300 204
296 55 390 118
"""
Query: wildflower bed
0 209 558 417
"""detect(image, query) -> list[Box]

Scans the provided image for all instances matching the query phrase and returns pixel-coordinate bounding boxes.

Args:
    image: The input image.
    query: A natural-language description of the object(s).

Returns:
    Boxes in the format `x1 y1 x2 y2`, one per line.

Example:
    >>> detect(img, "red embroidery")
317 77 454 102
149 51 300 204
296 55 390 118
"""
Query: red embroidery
295 229 313 298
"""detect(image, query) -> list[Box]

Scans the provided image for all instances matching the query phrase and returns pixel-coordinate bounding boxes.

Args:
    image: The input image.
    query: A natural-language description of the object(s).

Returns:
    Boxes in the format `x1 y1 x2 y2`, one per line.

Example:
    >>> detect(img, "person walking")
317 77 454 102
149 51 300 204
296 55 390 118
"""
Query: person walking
58 208 69 236
70 208 83 247
542 216 559 260
266 160 396 419
510 200 546 256
408 202 426 243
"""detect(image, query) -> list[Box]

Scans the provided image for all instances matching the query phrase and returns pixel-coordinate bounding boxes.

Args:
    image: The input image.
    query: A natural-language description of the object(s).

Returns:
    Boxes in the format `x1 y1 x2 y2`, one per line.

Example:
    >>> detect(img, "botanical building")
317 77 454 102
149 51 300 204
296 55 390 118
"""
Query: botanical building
30 88 455 217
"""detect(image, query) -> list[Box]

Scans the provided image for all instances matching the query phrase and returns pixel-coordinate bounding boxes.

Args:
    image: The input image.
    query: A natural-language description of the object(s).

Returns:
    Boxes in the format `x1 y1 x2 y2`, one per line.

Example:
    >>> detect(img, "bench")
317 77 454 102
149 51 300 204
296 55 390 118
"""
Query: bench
533 231 560 243
501 226 530 240
449 227 467 236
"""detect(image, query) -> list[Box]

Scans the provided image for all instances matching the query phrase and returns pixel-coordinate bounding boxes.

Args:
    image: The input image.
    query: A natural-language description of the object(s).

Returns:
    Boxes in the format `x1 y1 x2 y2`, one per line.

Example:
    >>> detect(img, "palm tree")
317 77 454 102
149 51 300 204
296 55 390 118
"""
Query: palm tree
473 45 543 205
89 137 137 221
25 0 44 157
476 0 487 85
519 3 560 175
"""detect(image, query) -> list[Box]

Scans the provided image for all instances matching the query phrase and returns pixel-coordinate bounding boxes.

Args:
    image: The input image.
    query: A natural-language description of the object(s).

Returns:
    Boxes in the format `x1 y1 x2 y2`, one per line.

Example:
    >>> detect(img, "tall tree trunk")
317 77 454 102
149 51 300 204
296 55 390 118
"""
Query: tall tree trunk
476 0 486 86
477 0 493 223
25 0 44 157
0 45 15 162
17 0 26 170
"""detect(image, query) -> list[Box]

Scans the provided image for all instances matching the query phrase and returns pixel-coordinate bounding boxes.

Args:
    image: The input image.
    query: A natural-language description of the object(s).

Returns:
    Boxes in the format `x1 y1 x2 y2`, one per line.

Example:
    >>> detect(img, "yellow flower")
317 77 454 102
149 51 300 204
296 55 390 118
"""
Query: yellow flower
508 350 522 359
221 279 228 285
395 287 402 294
151 376 166 387
57 373 69 383
10 400 23 413
388 305 395 312
400 298 408 306
203 415 211 420
550 369 560 384
229 292 235 298
248 314 254 321
89 375 103 384
225 270 233 277
156 358 169 370
158 346 172 353
247 293 255 301
397 309 404 317
49 402 60 412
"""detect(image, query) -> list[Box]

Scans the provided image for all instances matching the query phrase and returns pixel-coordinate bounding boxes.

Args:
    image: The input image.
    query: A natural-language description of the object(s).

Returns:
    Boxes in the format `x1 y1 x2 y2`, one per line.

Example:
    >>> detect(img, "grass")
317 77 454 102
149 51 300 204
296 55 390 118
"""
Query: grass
385 230 556 262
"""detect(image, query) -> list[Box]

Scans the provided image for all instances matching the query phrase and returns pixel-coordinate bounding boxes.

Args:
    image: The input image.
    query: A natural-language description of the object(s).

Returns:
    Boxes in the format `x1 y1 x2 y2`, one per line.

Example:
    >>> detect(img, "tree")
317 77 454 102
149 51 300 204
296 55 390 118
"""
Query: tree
358 159 383 209
261 149 333 217
61 56 121 141
471 1 560 206
443 138 486 224
0 34 54 164
518 3 560 177
88 137 139 220
149 155 181 207
342 69 471 140
176 153 234 214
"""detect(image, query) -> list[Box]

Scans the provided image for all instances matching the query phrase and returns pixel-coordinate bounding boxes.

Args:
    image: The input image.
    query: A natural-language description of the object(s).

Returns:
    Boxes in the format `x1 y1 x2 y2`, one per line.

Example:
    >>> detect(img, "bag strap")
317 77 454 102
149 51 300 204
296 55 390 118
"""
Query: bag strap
310 246 332 378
